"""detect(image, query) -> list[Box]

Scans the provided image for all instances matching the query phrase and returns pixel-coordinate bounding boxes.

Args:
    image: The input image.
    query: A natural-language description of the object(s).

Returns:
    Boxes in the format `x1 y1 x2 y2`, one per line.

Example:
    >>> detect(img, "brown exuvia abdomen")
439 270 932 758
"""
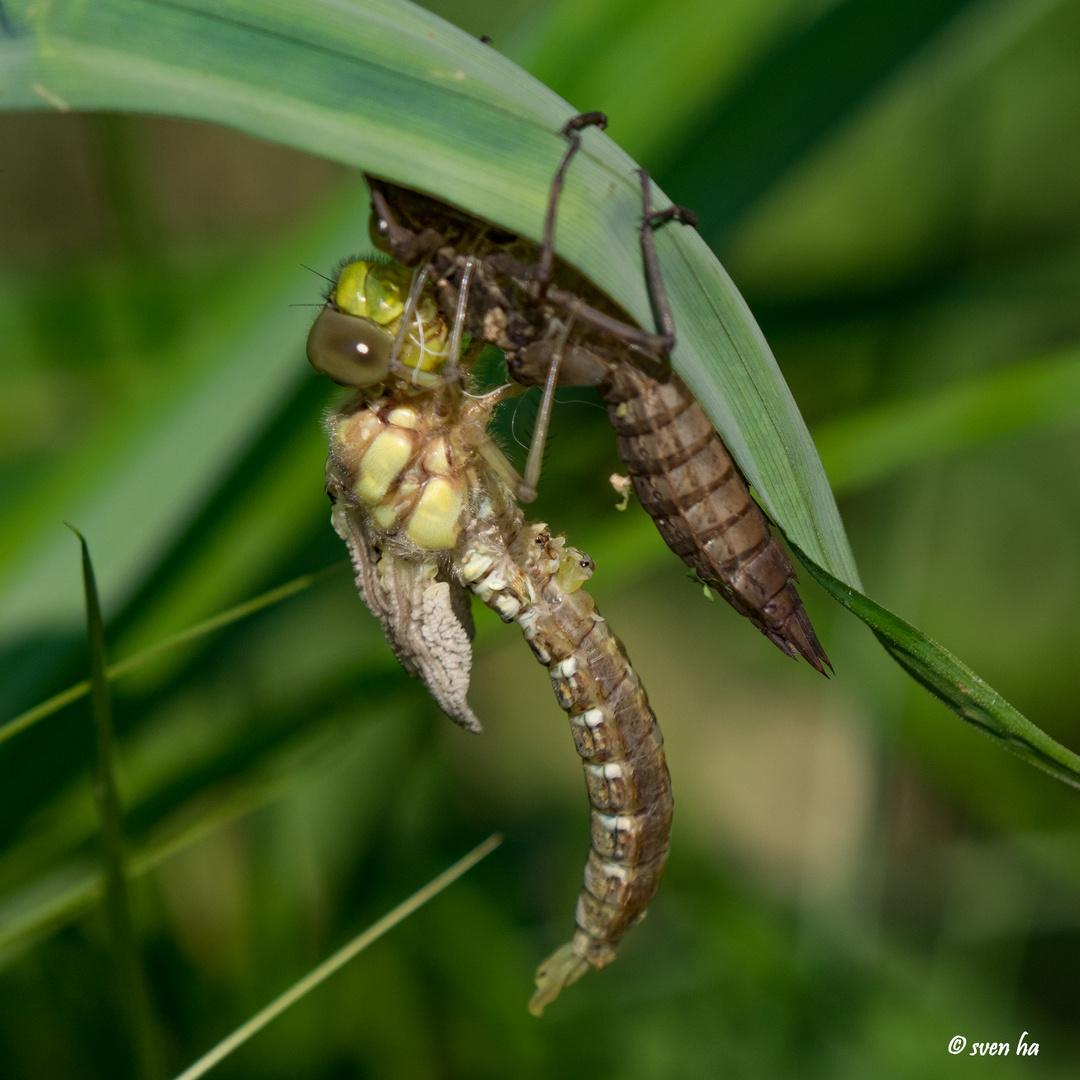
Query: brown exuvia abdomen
604 363 830 673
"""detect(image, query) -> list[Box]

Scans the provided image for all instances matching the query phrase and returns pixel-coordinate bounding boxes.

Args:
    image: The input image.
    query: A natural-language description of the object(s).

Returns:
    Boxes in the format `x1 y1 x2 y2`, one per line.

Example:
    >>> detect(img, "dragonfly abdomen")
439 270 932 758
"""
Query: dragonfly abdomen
457 516 673 1016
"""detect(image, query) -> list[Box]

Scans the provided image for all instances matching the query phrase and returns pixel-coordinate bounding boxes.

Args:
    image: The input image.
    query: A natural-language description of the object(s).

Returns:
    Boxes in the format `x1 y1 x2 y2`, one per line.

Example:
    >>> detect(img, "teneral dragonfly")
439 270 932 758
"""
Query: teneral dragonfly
306 258 673 1015
365 114 830 672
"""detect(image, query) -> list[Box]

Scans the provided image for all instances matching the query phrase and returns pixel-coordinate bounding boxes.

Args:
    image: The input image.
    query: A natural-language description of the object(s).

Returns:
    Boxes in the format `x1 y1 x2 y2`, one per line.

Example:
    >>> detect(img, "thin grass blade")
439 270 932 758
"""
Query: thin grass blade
1 725 339 962
172 833 502 1080
68 525 165 1080
0 564 343 748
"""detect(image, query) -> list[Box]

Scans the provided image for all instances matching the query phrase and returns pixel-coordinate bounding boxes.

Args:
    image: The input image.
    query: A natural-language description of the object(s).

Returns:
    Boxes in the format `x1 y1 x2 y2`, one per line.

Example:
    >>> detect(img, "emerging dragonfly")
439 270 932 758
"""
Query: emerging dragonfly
307 259 673 1015
365 113 830 672
307 115 830 1013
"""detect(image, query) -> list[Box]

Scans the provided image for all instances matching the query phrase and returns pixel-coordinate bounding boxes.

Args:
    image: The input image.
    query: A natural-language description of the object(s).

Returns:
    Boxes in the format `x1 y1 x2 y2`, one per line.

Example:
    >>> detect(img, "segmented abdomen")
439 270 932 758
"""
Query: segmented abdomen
605 363 830 672
328 385 673 1013
458 505 673 1017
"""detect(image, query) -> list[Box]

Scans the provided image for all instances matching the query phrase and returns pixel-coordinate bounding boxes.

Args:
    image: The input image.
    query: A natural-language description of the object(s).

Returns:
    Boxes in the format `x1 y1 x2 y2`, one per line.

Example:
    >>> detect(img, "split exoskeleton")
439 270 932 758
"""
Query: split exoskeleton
308 258 673 1015
365 113 830 672
307 113 830 1015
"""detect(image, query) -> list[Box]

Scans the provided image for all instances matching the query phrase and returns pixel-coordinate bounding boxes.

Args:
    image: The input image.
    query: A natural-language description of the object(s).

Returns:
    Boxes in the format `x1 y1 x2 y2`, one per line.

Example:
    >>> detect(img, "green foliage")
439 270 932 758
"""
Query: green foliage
2 0 1080 1077
0 0 856 586
71 527 164 1079
4 0 1078 788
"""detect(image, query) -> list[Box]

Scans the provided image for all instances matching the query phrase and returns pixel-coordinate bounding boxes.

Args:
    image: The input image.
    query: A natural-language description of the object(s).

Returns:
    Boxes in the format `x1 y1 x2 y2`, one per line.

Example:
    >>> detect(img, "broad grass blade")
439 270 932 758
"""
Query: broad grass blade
5 0 1077 792
0 0 856 589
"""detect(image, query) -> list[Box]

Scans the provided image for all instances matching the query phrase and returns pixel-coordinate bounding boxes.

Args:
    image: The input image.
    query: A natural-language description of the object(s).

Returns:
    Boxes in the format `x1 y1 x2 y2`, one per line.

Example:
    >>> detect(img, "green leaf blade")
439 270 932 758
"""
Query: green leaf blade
68 526 164 1080
0 0 858 588
796 545 1080 790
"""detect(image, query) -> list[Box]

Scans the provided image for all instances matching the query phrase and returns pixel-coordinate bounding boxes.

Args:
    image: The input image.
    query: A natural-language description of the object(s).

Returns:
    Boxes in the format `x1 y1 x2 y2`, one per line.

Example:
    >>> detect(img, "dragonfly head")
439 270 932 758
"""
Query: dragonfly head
307 261 449 387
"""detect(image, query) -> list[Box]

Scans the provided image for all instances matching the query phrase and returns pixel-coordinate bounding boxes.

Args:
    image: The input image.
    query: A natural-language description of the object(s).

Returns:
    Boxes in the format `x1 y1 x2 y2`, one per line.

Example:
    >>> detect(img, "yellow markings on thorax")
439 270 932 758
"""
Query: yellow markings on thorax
422 436 451 475
333 409 382 464
386 405 422 430
407 476 466 550
356 429 415 504
335 399 469 553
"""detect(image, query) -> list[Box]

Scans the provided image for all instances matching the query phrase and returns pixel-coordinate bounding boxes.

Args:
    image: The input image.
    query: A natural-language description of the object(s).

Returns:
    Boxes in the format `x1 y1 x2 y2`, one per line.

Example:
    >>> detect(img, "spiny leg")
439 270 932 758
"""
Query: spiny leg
412 260 486 391
389 257 434 383
517 159 700 489
444 255 477 382
512 121 699 499
520 315 575 502
536 112 608 284
486 112 608 288
542 286 670 368
521 123 699 360
636 168 697 351
482 113 603 501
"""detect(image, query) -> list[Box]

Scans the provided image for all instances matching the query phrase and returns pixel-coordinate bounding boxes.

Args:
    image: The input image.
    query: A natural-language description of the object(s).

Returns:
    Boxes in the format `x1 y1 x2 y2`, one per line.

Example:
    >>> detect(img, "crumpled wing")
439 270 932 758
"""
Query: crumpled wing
330 490 481 733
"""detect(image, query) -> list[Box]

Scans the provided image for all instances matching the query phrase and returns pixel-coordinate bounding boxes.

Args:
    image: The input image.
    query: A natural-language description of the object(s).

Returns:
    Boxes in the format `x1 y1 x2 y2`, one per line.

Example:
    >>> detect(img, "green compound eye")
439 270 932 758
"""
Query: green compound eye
306 306 392 388
333 260 412 324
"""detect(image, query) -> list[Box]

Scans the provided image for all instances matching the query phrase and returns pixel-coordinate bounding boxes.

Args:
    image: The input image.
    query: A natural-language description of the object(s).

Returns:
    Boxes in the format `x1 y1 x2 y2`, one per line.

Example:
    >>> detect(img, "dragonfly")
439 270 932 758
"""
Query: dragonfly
307 257 673 1015
365 113 830 673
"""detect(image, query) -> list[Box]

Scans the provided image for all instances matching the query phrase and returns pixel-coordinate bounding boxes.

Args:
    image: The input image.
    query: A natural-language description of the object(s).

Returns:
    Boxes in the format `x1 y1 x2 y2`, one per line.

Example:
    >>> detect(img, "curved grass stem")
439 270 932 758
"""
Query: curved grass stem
172 834 503 1080
0 563 346 749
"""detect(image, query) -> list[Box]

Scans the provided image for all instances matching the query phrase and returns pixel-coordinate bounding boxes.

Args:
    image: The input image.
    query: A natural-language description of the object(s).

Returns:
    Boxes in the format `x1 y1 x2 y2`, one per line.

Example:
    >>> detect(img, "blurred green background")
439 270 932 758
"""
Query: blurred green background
3 0 1080 1076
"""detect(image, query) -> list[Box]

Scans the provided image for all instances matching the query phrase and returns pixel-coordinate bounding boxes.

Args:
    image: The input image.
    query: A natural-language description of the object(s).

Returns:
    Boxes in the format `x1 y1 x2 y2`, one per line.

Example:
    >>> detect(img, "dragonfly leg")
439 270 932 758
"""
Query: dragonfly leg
478 436 532 502
486 112 608 287
536 112 609 284
460 383 536 499
507 122 699 367
368 180 444 265
520 316 574 501
389 258 436 382
543 287 670 373
542 171 697 362
444 255 477 382
417 259 494 389
637 168 697 350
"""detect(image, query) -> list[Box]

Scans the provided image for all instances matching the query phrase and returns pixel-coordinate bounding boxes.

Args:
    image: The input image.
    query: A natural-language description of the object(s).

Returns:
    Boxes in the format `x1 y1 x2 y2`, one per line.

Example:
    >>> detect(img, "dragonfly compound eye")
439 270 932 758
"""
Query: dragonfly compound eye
306 306 392 388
